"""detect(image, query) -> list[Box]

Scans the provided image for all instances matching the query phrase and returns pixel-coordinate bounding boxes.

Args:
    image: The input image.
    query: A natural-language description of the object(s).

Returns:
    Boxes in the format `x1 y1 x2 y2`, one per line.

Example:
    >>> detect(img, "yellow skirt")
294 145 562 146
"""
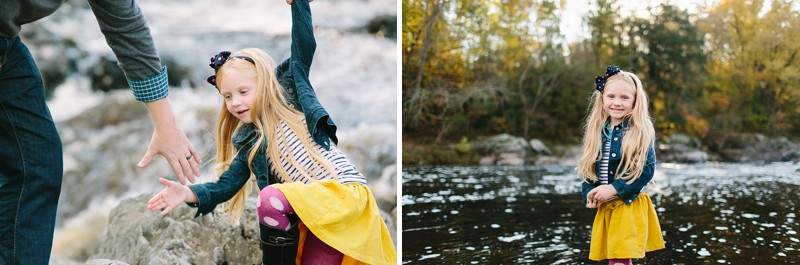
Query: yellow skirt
589 192 665 261
274 180 397 265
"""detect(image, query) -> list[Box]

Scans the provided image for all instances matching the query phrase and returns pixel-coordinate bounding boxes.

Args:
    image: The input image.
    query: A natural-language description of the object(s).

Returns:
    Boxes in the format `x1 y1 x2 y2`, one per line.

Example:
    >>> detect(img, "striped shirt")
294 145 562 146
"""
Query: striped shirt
267 120 367 185
599 140 611 185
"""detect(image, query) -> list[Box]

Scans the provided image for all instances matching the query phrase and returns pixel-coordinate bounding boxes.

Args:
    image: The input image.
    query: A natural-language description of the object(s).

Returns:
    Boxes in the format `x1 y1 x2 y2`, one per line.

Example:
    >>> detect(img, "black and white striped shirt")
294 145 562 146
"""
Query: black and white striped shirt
267 120 367 185
599 140 611 185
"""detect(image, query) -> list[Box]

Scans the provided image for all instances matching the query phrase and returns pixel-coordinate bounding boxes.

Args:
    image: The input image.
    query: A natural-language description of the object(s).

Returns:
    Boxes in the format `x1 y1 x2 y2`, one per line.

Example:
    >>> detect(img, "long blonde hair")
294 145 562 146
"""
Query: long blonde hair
577 71 655 184
213 48 336 224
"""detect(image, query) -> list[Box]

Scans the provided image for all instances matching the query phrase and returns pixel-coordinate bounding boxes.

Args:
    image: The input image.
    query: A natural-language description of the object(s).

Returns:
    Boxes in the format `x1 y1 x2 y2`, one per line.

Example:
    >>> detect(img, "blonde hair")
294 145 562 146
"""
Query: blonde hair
213 48 336 224
577 71 655 184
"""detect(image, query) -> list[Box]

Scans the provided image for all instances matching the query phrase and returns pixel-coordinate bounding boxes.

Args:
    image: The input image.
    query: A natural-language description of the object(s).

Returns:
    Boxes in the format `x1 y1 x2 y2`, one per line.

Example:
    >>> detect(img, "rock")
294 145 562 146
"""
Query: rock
658 134 708 163
496 153 525 166
90 193 262 264
89 56 129 92
365 15 396 39
162 57 196 88
710 133 800 162
19 22 84 98
528 139 552 155
476 134 530 166
85 260 130 265
667 133 702 148
91 191 398 264
372 164 398 213
479 156 496 166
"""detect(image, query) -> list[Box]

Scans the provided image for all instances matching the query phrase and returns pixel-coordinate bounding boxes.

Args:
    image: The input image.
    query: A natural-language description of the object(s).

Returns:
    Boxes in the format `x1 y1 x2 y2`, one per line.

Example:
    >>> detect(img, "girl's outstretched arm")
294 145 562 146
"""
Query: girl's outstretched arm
290 0 316 77
147 177 198 217
286 0 339 148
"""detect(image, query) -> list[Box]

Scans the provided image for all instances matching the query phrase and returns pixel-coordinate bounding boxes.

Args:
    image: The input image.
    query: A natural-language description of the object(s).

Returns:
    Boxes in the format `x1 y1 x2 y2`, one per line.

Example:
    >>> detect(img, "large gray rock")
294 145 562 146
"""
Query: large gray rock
90 193 262 264
86 260 130 265
528 139 552 155
658 133 709 163
477 134 530 166
91 192 397 264
711 133 800 162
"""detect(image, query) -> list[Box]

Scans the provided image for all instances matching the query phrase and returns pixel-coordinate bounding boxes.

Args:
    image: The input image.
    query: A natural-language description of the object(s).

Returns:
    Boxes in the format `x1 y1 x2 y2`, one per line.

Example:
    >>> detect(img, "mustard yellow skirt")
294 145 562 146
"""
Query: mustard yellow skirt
274 180 397 265
589 192 665 261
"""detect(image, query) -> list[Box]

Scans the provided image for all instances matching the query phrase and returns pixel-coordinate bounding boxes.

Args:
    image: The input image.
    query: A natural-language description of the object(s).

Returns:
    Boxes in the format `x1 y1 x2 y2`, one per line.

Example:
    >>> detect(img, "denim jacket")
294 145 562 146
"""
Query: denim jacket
275 0 338 150
187 124 271 216
187 0 330 216
581 120 657 205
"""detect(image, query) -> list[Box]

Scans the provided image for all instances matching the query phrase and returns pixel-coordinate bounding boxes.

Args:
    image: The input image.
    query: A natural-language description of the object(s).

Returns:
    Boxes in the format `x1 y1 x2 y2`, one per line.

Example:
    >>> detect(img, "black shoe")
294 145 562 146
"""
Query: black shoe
260 216 300 265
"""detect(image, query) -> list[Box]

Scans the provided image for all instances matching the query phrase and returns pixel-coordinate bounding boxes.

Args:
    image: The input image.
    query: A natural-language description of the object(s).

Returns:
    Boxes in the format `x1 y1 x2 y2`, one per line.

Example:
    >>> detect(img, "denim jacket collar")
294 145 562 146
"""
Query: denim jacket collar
232 123 258 150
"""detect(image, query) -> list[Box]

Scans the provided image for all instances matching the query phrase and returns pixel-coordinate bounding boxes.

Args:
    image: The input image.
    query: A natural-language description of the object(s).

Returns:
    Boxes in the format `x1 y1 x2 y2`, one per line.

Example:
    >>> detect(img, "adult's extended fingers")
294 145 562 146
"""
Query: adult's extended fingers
179 155 196 184
166 153 187 185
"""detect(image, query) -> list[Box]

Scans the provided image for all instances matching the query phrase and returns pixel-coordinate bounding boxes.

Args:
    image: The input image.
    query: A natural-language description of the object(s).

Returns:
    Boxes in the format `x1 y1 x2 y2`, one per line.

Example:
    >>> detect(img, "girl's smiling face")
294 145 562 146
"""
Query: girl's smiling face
218 69 257 123
602 79 635 125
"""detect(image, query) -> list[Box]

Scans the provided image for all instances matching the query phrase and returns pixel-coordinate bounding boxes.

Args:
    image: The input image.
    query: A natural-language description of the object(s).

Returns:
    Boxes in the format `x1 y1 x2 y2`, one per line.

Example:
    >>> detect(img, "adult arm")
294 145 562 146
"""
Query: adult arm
88 0 201 183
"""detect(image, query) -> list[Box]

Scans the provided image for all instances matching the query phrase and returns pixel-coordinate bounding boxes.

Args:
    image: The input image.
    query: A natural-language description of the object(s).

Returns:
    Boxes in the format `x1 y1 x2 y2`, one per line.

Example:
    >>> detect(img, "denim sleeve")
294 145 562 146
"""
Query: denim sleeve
288 0 338 149
581 180 597 205
611 146 656 205
186 150 252 217
87 0 169 102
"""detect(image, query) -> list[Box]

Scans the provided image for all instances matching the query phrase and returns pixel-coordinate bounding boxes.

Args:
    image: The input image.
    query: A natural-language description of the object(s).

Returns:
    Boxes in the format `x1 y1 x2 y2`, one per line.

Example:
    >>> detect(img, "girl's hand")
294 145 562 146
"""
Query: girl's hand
147 178 192 216
586 198 598 208
587 184 618 204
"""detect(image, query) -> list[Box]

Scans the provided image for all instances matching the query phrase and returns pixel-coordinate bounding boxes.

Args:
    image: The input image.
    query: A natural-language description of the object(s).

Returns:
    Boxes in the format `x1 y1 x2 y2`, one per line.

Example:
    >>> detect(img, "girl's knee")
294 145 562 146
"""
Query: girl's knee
258 186 287 212
257 186 295 229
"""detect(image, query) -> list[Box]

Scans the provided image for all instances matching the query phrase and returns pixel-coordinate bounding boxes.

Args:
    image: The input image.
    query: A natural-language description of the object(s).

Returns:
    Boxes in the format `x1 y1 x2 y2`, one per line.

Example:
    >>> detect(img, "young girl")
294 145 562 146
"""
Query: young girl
146 1 396 264
578 66 665 265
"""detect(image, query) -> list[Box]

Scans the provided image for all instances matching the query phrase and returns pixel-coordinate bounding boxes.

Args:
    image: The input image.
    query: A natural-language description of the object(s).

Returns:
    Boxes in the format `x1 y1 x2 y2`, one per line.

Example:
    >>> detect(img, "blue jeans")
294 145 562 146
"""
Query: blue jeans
0 36 63 264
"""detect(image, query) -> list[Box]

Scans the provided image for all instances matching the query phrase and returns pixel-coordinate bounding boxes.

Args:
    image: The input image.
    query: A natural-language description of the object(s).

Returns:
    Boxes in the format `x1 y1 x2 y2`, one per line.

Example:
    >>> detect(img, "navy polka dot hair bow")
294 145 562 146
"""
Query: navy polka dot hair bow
206 51 255 88
594 65 621 92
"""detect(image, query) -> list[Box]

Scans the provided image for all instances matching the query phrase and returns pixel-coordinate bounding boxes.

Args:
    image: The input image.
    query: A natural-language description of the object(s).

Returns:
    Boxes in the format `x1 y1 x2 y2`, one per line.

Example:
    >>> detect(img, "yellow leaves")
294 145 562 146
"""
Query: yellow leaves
492 117 508 133
708 91 731 111
684 114 711 138
665 21 680 32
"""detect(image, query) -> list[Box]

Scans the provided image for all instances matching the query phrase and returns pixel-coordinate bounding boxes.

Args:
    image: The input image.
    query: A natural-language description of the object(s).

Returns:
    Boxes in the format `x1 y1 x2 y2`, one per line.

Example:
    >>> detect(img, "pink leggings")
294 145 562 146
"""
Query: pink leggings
609 259 632 265
258 186 344 264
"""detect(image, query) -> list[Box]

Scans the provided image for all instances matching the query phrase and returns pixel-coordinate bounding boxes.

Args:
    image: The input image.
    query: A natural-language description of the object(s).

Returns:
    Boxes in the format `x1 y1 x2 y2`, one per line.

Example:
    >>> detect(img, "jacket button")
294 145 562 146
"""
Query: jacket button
613 137 618 141
611 153 616 157
258 175 266 181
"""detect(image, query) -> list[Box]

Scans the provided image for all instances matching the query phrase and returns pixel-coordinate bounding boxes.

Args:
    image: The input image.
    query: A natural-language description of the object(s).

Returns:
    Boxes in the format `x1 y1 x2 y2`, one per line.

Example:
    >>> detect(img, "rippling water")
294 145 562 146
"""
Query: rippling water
402 162 800 264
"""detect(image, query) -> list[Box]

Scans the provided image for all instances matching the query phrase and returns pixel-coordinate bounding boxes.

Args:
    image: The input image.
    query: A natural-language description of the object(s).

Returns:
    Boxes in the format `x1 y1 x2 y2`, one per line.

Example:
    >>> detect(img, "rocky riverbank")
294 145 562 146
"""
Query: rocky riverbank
403 132 800 166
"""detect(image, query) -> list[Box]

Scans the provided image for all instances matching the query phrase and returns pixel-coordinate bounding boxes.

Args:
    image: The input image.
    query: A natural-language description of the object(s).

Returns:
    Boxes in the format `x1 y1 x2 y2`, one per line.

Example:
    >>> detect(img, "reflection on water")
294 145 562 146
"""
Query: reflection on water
402 162 800 264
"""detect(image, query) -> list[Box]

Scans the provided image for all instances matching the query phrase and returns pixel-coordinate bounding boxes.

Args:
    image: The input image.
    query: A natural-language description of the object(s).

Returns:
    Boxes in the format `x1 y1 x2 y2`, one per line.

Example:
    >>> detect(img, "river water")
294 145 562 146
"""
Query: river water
402 162 800 264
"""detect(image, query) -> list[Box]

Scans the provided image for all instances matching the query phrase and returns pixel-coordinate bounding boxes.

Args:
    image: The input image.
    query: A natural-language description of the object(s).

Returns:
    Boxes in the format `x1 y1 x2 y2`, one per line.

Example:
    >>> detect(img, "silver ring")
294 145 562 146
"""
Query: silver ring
186 153 193 160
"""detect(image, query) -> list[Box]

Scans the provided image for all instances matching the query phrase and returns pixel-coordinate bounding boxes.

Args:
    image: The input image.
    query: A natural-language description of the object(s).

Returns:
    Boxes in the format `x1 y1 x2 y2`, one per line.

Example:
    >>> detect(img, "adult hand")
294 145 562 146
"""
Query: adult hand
147 178 191 216
587 184 618 203
138 98 201 185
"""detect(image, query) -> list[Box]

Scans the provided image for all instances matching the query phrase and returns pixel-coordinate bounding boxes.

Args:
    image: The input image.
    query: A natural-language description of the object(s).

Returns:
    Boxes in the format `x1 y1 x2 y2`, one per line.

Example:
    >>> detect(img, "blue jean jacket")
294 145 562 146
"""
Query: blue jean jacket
188 124 269 216
188 0 331 216
581 120 657 205
275 0 338 150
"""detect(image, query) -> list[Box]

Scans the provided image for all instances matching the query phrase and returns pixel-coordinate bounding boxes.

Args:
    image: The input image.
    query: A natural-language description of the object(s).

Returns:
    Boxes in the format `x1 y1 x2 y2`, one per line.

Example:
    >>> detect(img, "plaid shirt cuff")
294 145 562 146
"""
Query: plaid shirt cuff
127 66 169 102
